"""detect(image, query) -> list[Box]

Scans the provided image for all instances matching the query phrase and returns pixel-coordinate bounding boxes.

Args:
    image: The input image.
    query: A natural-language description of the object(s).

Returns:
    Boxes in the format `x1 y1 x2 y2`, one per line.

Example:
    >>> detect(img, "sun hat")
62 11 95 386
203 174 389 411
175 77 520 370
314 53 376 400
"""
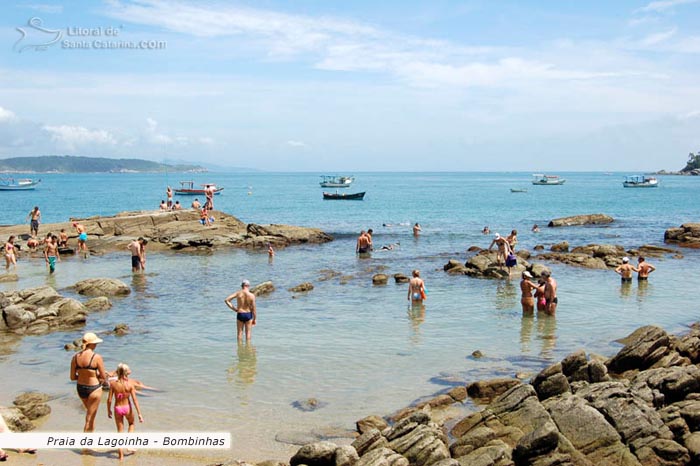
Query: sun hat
494 233 500 239
82 332 103 347
241 279 250 287
622 257 629 263
523 271 533 278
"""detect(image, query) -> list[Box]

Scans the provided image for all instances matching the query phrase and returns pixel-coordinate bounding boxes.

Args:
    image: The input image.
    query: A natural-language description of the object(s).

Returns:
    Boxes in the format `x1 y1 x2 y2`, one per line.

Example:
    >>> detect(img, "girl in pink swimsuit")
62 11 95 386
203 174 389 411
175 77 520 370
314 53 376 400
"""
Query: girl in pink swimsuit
107 363 144 460
4 236 17 270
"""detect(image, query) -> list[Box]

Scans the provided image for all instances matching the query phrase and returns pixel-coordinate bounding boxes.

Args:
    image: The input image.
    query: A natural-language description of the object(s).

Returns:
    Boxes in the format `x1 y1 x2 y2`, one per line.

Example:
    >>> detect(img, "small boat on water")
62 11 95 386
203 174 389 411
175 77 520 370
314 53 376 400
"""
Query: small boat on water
323 191 365 200
174 181 224 195
623 175 659 188
319 175 354 188
532 174 566 185
0 178 41 190
510 188 528 193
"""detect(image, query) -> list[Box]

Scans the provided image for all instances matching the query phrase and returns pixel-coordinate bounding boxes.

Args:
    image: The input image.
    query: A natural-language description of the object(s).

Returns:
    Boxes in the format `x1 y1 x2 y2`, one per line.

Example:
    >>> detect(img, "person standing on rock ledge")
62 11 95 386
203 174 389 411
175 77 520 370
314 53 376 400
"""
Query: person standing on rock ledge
204 184 214 210
26 206 41 237
637 257 656 281
73 222 88 257
541 270 558 315
225 280 257 343
166 185 173 209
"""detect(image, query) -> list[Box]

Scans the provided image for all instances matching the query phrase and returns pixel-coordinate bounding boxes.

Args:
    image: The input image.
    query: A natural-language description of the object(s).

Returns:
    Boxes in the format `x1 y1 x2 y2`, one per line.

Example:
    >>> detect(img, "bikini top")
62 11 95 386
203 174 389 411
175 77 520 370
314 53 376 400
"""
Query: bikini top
5 243 13 251
75 352 98 374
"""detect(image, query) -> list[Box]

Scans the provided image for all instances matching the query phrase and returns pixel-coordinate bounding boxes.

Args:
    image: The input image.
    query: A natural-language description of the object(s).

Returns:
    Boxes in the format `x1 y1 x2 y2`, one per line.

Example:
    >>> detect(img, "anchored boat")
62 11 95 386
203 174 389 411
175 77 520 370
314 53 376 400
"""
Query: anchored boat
623 175 658 188
532 174 566 185
319 175 354 188
174 181 224 195
0 178 41 190
322 191 365 200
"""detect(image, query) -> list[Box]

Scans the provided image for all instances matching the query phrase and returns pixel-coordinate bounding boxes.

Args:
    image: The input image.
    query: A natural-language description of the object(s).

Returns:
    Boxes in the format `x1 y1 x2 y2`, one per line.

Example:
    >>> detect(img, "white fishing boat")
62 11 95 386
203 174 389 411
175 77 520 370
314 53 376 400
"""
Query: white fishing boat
0 178 41 190
623 175 658 188
532 174 566 185
319 175 354 188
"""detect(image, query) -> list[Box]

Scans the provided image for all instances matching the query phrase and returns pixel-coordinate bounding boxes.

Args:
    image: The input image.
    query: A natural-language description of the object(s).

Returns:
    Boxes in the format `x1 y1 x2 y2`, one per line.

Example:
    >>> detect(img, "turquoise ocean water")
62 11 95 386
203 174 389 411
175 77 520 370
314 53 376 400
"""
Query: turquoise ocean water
1 172 700 462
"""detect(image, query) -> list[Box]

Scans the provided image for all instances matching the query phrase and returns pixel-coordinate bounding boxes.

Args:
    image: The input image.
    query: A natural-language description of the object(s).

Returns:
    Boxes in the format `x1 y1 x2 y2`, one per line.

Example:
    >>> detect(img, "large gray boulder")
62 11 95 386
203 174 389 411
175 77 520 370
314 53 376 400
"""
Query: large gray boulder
548 214 614 227
70 278 131 296
606 326 671 374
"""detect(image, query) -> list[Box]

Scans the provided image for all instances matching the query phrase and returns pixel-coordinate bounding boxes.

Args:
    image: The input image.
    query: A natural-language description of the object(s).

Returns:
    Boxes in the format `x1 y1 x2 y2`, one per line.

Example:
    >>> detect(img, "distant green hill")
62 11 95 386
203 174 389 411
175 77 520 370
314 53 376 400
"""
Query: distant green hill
0 156 205 173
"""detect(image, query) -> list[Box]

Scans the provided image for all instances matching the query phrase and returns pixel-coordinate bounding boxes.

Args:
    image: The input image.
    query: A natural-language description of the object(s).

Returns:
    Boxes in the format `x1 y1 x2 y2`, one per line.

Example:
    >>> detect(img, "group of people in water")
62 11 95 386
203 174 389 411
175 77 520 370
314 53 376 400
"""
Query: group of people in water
70 332 149 460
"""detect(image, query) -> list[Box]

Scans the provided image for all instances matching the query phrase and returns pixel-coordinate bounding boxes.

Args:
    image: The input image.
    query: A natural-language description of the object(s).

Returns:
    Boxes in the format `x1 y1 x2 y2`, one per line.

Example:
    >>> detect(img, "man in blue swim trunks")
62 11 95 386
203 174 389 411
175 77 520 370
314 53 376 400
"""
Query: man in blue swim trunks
224 280 257 343
73 222 88 257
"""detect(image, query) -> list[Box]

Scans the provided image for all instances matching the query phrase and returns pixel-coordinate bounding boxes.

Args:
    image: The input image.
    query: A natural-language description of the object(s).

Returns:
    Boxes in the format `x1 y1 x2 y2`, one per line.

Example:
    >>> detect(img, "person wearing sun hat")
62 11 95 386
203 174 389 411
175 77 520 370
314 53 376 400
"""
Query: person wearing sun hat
70 332 107 432
519 271 539 314
488 232 512 268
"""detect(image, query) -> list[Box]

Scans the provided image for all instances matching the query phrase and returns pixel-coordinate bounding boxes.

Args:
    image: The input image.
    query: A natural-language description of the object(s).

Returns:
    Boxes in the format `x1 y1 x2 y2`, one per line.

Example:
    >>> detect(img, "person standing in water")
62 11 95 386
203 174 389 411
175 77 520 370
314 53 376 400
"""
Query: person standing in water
519 271 538 314
541 270 558 315
73 222 88 257
615 257 636 283
224 280 257 343
107 363 144 461
44 234 60 274
407 270 426 304
4 236 17 270
637 257 656 281
413 223 422 236
166 186 173 209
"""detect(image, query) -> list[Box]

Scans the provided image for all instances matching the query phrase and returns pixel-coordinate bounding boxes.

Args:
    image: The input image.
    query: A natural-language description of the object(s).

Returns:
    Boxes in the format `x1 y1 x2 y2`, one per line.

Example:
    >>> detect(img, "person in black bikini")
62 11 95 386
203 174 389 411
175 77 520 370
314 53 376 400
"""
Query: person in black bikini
70 332 107 433
224 280 257 343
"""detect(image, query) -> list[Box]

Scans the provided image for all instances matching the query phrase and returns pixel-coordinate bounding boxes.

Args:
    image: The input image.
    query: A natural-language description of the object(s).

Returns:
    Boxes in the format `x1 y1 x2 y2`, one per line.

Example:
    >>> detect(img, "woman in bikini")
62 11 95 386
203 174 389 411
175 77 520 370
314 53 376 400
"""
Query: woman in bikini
4 236 17 270
107 363 144 461
69 332 107 433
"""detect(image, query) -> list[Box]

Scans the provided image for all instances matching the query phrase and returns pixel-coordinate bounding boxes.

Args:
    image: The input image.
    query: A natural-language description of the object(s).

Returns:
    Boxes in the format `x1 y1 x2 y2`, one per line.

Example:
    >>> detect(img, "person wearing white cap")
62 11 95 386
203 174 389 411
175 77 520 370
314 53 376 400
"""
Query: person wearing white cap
615 257 637 283
224 280 257 343
70 332 107 432
519 271 539 314
488 233 512 269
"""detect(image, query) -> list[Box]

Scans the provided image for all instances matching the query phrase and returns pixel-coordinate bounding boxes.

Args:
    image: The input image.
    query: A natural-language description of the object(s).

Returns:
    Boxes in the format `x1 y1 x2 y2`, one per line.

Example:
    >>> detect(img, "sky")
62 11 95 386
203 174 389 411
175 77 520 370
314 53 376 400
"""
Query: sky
0 0 699 171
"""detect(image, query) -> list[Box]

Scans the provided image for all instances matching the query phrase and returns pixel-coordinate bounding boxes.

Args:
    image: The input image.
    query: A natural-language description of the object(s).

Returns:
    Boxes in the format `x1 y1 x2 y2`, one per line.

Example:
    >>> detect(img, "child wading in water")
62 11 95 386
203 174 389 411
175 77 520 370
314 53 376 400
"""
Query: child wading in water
107 363 144 460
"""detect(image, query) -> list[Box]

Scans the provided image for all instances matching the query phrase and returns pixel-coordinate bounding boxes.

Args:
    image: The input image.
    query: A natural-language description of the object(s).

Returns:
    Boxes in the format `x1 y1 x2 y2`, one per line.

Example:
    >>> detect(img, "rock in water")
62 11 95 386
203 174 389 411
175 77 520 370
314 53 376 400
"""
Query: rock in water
70 278 131 296
548 214 614 227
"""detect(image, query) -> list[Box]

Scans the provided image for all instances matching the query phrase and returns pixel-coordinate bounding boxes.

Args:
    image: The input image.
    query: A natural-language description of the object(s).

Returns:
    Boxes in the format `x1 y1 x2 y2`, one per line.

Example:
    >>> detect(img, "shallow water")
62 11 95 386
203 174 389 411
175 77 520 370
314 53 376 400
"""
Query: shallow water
1 172 700 461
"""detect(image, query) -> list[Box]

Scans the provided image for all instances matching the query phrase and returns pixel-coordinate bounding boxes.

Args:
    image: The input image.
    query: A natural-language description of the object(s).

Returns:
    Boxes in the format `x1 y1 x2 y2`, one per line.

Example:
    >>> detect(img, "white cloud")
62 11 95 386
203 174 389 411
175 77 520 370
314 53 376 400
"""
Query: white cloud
199 137 214 145
103 0 630 89
286 140 307 148
640 28 677 46
678 110 700 120
0 106 16 122
636 0 699 13
42 125 117 150
145 117 173 144
23 3 64 14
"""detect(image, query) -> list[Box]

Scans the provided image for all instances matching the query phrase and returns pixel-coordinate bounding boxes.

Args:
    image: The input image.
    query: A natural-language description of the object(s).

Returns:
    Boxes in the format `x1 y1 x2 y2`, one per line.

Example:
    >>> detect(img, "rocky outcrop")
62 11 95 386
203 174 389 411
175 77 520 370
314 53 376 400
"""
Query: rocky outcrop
0 209 333 254
548 214 614 227
289 282 314 293
252 281 275 297
1 392 51 432
1 286 88 335
275 323 700 466
70 278 131 296
443 251 536 279
665 224 700 248
373 274 389 285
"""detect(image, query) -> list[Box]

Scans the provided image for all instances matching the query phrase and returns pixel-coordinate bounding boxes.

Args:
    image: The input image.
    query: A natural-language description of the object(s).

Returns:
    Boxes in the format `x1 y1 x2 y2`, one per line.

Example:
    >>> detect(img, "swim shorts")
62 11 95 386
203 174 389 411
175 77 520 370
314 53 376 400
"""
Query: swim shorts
131 256 141 269
78 232 88 241
237 312 253 322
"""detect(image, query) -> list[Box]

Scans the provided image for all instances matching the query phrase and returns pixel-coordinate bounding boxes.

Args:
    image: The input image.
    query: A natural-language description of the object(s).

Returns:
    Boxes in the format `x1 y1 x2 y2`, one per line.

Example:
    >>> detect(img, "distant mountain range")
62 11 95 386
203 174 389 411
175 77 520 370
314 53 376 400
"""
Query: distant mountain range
0 156 205 173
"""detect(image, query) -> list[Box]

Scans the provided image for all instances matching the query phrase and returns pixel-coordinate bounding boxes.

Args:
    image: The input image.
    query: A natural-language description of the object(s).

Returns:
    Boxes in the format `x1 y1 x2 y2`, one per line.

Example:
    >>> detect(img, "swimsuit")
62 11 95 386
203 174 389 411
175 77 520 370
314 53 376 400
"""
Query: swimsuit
546 297 558 306
621 277 632 283
638 276 648 280
114 393 131 416
412 292 421 301
237 311 253 322
77 383 102 399
48 256 56 273
78 232 88 241
358 247 369 254
131 256 142 269
31 219 39 231
75 353 101 398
